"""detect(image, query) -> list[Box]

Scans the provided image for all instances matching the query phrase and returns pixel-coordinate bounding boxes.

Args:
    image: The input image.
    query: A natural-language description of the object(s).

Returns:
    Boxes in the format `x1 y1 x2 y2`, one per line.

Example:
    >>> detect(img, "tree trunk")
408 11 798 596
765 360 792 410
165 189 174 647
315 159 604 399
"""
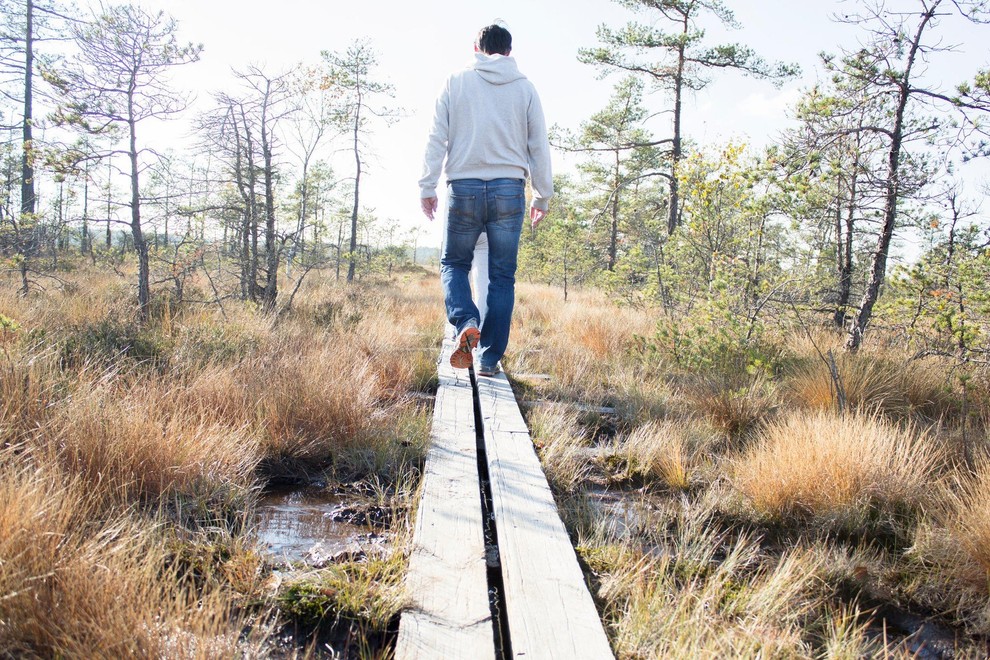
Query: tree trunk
18 0 36 297
835 189 856 330
608 151 620 270
240 104 260 302
81 163 90 255
163 186 169 248
845 7 933 352
347 105 361 282
20 0 35 221
666 17 686 235
834 131 861 329
106 159 113 248
229 105 251 300
261 89 278 310
562 241 569 302
19 260 28 296
944 192 961 288
298 157 309 257
336 220 343 281
128 112 150 319
832 179 846 328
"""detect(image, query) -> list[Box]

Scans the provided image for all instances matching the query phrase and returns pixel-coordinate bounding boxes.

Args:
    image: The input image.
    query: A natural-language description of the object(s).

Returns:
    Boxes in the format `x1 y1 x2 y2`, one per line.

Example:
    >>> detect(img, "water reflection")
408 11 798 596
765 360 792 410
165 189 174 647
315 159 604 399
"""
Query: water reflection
254 486 381 564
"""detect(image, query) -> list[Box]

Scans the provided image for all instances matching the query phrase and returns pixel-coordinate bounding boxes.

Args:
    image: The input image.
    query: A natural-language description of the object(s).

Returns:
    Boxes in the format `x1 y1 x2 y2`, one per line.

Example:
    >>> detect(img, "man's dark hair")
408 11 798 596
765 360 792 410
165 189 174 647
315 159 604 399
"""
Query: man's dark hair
476 24 511 55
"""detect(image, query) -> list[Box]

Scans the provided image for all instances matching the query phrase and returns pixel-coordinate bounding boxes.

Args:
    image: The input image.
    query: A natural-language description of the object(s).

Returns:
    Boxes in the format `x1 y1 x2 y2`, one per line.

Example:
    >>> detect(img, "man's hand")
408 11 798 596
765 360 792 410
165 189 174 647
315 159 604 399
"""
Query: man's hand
421 196 438 221
530 207 547 230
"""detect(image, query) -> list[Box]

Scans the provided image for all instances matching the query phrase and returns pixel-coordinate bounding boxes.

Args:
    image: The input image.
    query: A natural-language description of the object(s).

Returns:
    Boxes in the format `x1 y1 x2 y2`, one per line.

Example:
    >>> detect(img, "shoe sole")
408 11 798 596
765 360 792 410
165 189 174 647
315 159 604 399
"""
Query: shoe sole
450 326 480 370
477 368 500 377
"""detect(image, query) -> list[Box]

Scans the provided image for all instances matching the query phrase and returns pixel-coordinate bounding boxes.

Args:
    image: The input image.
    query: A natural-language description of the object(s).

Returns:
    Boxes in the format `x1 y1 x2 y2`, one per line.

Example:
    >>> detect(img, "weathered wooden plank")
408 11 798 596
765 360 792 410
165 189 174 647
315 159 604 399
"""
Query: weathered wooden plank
477 372 615 660
396 340 495 660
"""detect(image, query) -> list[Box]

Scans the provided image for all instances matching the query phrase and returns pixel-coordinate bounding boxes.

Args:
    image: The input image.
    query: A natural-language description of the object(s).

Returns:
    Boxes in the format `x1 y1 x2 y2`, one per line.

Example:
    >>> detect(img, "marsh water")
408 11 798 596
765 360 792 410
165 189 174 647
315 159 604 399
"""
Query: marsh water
254 485 388 566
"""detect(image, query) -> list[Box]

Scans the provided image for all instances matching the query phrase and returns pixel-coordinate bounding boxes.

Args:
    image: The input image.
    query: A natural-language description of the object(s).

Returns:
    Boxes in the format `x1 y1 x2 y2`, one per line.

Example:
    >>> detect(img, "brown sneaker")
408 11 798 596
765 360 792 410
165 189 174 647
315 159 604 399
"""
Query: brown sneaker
450 325 480 369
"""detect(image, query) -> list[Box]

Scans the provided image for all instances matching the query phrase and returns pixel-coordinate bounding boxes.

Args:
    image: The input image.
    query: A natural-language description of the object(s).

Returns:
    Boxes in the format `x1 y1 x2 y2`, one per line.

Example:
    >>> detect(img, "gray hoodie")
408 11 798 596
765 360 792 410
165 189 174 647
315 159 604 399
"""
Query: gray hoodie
419 53 553 211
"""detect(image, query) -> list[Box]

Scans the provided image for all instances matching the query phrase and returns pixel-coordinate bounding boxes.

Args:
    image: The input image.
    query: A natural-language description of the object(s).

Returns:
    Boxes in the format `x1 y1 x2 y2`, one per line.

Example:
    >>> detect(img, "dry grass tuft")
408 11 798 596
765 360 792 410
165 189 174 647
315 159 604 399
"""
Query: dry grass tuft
786 352 903 413
733 410 938 531
0 347 60 447
819 604 885 659
181 334 382 477
0 460 254 657
601 421 707 490
562 309 632 359
595 527 823 657
785 346 960 422
528 404 592 492
353 321 440 396
938 461 990 596
45 377 261 515
685 375 776 441
509 285 656 409
254 347 379 464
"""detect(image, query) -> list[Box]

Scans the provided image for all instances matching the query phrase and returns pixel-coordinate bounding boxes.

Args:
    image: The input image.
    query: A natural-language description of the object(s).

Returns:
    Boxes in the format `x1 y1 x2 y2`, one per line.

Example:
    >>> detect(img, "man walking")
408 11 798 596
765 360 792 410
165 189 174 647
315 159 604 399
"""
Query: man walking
420 23 553 376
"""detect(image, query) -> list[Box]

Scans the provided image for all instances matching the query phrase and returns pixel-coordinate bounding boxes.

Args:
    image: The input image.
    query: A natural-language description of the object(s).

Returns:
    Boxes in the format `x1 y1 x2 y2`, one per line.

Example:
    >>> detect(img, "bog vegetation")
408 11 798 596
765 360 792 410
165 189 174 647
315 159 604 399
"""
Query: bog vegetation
2 0 990 657
0 265 441 656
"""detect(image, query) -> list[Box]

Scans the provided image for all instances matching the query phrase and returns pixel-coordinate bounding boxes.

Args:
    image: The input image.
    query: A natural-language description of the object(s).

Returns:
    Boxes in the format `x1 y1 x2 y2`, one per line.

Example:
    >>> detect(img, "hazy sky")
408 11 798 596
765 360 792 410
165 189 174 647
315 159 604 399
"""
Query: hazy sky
127 0 989 247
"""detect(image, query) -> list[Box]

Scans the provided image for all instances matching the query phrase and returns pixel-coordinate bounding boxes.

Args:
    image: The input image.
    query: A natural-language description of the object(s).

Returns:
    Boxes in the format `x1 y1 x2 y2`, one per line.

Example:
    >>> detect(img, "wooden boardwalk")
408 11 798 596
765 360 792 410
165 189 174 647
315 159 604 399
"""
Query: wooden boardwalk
396 337 614 660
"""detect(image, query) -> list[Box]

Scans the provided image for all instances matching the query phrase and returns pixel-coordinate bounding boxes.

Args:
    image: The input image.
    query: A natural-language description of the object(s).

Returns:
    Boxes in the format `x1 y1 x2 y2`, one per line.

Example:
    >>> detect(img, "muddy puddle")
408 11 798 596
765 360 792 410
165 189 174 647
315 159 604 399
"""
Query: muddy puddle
253 485 390 566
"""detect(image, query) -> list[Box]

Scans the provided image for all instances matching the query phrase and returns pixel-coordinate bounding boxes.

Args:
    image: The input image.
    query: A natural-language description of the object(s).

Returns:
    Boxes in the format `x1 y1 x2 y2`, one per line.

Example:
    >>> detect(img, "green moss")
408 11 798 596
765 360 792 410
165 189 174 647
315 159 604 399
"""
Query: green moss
277 558 405 631
578 543 638 575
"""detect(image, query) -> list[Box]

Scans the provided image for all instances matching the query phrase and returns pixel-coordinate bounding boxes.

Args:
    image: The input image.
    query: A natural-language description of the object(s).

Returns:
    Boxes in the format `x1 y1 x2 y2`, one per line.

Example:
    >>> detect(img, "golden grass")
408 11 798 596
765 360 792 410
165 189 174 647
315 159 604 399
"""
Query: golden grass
175 316 433 478
562 309 631 359
252 344 379 466
931 460 990 600
0 346 59 447
784 343 961 422
588 519 823 657
509 284 658 409
528 404 592 492
0 264 442 656
507 283 990 654
601 420 707 490
6 259 990 656
45 376 260 512
0 460 255 657
819 604 887 659
787 352 902 412
608 372 679 428
571 495 930 658
733 410 939 529
685 374 777 441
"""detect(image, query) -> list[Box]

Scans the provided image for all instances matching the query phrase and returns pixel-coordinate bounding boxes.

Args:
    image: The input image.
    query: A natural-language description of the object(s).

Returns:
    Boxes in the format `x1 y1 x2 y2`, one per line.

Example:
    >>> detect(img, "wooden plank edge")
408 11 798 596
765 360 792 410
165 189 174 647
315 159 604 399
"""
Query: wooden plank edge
477 371 615 660
396 345 495 660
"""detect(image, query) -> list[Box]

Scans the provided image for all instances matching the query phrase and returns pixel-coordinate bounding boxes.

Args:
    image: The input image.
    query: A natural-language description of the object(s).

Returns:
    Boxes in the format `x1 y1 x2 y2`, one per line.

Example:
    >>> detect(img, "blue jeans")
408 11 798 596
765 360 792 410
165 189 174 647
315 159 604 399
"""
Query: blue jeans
441 178 525 369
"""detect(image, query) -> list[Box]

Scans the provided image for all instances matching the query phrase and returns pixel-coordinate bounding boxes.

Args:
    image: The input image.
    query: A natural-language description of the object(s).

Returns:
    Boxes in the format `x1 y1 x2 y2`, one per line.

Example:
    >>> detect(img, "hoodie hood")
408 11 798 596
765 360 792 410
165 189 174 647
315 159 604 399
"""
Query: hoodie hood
471 52 527 85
